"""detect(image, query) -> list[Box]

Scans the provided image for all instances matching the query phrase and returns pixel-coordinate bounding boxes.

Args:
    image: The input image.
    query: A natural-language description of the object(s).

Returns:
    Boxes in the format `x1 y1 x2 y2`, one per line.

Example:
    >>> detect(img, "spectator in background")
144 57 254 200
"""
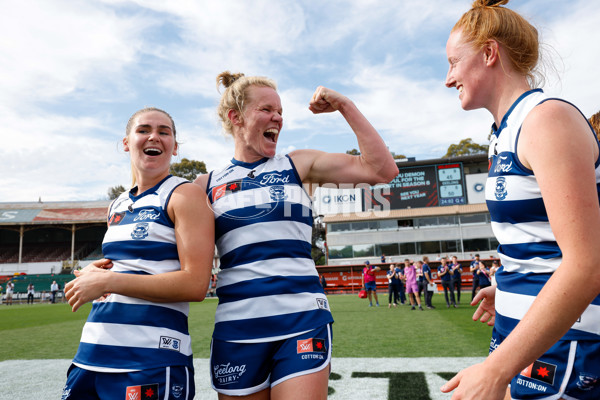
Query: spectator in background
27 283 35 304
438 257 456 308
489 260 500 286
469 254 481 301
450 255 463 305
404 259 423 311
50 280 58 303
362 261 381 307
477 261 492 290
421 258 435 309
381 254 386 263
320 274 328 294
416 261 426 303
387 264 400 308
395 262 406 305
6 281 14 306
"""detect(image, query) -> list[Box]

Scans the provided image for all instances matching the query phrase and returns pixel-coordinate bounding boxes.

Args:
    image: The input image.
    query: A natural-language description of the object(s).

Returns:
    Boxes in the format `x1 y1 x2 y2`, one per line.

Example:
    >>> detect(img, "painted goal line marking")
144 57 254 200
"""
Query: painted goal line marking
0 357 485 400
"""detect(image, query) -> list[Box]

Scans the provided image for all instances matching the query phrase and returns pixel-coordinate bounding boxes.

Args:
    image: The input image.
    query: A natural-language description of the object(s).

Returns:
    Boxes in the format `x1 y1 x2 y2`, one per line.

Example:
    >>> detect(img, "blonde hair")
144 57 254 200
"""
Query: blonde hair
125 107 177 187
216 71 277 136
452 0 542 88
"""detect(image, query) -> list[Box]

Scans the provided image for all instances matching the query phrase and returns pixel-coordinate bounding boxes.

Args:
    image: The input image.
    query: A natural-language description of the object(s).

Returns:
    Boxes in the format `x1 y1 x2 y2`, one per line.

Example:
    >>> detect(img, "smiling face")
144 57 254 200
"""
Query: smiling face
445 30 491 111
232 85 283 162
123 110 177 184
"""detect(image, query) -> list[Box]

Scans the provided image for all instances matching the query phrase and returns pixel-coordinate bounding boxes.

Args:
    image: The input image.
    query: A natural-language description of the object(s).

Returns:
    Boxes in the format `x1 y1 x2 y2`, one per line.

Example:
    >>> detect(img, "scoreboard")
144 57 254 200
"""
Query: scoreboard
364 163 467 210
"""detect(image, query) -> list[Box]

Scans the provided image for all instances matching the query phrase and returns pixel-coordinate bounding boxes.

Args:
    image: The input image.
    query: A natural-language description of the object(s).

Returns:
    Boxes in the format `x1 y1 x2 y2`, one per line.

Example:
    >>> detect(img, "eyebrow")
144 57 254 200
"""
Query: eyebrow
136 124 173 131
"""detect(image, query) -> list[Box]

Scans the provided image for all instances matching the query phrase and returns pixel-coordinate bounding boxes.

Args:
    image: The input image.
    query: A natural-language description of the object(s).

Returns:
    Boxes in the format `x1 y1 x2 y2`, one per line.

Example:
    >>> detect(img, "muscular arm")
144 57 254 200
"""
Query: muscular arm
66 183 215 311
289 86 398 186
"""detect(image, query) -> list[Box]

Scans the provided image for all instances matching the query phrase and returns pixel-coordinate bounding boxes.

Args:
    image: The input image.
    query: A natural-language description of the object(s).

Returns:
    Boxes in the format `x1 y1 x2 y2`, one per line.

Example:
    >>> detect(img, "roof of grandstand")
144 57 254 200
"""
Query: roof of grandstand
0 200 110 226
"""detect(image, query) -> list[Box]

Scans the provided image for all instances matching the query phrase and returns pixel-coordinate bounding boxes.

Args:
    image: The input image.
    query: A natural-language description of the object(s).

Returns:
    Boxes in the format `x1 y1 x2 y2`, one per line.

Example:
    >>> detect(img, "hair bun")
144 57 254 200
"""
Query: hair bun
472 0 508 7
216 71 245 90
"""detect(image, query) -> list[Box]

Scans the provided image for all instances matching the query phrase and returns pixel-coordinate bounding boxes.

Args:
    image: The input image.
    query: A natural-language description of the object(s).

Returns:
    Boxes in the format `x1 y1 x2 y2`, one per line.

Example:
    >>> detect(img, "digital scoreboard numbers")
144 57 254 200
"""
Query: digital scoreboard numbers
437 164 466 206
363 162 467 211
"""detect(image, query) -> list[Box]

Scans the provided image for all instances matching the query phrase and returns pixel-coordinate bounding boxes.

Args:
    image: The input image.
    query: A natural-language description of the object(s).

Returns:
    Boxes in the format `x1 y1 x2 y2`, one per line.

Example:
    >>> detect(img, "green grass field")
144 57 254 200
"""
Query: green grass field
0 292 492 361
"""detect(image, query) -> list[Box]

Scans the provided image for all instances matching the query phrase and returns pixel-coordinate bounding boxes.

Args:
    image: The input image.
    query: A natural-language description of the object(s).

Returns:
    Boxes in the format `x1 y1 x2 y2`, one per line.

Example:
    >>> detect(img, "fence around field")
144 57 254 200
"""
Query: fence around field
0 273 73 304
316 258 498 294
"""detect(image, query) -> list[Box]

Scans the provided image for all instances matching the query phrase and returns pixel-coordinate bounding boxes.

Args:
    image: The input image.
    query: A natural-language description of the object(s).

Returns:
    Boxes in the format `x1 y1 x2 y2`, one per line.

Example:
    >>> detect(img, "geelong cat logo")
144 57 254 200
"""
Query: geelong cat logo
494 177 507 200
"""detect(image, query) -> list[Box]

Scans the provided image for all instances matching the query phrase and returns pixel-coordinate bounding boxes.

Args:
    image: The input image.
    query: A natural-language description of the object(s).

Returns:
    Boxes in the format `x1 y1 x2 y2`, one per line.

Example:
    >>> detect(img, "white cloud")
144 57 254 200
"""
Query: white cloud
2 0 599 202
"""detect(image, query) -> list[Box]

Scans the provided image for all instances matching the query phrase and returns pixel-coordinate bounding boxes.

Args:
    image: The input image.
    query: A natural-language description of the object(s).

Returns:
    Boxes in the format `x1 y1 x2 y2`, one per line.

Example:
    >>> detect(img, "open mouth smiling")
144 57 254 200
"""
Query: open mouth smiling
143 147 163 156
263 128 278 143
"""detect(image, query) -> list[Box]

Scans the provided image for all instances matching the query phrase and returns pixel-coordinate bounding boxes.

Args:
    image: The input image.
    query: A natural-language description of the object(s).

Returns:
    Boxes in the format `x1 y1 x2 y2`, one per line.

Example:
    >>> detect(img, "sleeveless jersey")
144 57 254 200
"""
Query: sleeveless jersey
486 89 600 340
73 175 193 372
207 154 333 342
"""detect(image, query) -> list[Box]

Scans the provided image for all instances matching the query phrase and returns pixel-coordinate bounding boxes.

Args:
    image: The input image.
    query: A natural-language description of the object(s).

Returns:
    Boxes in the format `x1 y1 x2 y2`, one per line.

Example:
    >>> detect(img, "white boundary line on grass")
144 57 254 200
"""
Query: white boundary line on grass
0 357 485 399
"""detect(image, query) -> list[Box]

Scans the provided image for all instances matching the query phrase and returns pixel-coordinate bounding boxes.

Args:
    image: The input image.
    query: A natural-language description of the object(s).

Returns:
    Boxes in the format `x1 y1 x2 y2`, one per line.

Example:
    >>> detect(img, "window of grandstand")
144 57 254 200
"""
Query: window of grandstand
460 213 489 224
399 242 416 255
352 244 375 257
398 219 414 229
329 223 351 232
375 243 400 257
437 215 458 226
441 239 460 253
349 221 370 231
415 217 439 228
327 237 498 260
417 240 441 254
379 219 398 230
328 245 353 259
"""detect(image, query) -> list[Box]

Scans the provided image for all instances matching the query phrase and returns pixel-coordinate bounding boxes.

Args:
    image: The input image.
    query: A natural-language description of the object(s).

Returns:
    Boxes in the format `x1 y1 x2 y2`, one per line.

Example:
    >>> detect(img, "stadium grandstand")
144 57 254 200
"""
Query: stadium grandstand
0 200 109 302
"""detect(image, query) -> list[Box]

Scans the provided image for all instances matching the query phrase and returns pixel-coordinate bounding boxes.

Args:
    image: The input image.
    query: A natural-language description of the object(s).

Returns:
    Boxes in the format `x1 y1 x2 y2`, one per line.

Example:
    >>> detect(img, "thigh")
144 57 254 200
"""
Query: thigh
271 364 329 400
270 324 332 399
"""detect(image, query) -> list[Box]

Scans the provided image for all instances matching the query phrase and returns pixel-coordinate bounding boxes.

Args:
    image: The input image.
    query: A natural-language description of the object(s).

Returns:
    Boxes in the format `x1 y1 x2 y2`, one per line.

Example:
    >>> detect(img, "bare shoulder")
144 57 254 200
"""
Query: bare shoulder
288 149 325 181
193 173 210 191
520 100 596 168
170 181 207 207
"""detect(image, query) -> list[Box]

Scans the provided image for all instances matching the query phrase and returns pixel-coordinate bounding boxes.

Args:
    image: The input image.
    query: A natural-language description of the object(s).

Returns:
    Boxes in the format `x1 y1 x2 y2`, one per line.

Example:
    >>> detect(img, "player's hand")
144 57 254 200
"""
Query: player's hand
78 258 113 273
308 86 349 114
471 285 496 326
440 361 510 399
65 260 113 312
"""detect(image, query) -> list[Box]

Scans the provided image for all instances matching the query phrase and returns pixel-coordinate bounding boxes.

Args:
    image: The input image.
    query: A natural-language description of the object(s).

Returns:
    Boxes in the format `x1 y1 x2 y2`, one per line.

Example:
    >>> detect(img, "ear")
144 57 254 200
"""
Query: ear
228 109 243 126
173 142 178 156
483 39 499 67
123 137 130 152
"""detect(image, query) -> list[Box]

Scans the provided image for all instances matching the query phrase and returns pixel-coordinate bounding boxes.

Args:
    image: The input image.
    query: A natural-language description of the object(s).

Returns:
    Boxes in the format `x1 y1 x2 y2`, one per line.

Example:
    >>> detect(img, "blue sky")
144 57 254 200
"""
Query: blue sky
2 0 599 202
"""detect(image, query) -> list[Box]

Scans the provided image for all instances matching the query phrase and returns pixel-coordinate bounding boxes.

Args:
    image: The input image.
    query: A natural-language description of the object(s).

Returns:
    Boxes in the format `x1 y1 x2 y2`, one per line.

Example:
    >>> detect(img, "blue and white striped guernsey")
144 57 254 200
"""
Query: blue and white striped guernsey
73 175 193 372
207 154 333 342
486 89 600 340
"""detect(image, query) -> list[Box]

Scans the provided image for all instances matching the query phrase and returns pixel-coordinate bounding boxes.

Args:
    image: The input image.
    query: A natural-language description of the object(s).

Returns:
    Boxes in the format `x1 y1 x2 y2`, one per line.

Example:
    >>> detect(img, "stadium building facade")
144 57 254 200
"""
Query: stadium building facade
314 154 496 265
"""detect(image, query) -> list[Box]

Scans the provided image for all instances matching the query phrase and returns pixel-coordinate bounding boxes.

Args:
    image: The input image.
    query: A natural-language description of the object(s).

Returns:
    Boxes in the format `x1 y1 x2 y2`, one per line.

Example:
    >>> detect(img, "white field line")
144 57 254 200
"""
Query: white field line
0 357 485 399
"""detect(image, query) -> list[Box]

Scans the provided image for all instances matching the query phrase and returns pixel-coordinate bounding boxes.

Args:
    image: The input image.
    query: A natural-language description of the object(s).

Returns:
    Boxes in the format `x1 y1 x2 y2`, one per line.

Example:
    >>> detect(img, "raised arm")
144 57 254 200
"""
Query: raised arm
66 183 215 311
290 86 398 186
